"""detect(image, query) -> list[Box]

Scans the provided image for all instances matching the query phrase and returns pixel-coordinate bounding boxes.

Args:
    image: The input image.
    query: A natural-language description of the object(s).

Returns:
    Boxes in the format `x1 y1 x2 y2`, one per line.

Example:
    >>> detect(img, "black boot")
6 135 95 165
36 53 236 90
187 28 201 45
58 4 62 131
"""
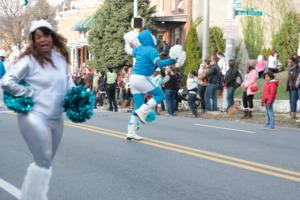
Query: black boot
246 111 252 119
241 110 248 119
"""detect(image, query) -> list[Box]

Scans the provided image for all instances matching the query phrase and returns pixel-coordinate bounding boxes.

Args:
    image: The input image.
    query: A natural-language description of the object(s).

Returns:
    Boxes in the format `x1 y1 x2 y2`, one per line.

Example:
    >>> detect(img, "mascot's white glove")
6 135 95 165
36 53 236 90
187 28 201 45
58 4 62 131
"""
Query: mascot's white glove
169 44 186 68
124 30 140 55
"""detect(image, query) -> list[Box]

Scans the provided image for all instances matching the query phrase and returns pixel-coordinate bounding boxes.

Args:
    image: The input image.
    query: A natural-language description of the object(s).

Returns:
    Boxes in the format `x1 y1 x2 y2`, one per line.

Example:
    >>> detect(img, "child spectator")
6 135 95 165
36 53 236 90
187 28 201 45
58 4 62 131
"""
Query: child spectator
152 68 163 114
261 72 279 129
187 70 199 117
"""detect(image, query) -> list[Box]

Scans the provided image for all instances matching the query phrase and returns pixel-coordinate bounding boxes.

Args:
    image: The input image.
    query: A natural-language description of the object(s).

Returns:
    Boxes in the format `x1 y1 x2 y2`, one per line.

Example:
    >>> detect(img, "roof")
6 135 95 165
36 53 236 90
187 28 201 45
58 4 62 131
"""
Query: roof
153 15 187 23
72 16 94 32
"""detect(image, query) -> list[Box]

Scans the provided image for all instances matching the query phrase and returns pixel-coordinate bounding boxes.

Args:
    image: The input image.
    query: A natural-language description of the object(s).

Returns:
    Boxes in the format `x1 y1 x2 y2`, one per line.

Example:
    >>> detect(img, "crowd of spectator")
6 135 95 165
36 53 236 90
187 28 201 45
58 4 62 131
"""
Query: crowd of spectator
71 49 300 129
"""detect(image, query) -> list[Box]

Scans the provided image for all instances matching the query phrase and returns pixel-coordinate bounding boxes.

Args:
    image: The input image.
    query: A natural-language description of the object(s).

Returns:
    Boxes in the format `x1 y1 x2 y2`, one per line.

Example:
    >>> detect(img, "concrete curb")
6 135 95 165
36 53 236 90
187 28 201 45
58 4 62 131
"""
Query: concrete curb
251 100 296 113
180 99 296 113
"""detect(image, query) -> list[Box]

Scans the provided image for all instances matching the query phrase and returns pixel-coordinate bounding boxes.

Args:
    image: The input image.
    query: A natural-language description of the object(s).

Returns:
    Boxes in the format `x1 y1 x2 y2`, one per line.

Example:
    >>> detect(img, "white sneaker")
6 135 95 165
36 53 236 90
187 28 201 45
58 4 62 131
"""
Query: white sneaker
126 123 143 140
135 104 151 124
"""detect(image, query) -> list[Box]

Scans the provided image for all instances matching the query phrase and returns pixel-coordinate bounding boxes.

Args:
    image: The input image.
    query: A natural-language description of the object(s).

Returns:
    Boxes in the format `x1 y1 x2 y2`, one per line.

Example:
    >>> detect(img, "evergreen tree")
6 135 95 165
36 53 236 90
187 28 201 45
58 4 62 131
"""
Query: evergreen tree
88 0 156 69
242 16 263 59
208 26 225 56
182 18 202 82
272 12 300 67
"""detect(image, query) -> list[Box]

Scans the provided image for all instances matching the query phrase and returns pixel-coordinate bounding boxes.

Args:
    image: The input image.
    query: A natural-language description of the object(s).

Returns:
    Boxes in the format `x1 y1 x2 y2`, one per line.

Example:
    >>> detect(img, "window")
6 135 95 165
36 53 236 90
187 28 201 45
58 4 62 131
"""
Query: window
171 0 176 11
177 0 184 10
160 0 164 14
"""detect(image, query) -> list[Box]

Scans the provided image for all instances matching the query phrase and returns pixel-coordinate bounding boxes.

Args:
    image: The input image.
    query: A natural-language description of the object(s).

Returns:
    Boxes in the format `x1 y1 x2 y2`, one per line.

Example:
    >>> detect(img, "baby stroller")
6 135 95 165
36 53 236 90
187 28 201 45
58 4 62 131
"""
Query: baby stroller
178 86 201 108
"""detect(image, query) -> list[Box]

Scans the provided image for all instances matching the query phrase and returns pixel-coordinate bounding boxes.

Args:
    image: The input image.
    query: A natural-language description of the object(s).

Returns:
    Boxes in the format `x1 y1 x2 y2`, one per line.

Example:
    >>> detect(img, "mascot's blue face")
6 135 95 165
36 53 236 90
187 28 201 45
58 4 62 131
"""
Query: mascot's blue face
138 29 155 47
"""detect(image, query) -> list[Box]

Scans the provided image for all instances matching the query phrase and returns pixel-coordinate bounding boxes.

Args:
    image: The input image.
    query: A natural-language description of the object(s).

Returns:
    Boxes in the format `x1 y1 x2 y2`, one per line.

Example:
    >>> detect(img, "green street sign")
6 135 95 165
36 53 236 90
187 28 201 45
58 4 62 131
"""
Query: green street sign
233 2 242 8
235 9 263 16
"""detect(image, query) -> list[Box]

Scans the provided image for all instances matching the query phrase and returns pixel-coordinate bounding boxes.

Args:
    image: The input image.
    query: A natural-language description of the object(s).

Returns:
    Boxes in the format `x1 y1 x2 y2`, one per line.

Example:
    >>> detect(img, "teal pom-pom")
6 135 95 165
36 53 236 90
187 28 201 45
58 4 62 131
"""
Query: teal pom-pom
145 110 157 123
63 85 95 123
3 81 34 113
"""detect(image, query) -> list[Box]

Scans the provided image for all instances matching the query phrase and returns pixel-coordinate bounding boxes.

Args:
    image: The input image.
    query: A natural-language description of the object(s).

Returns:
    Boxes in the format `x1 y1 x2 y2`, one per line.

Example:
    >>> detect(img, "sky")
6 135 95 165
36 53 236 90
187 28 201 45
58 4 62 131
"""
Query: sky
48 0 64 6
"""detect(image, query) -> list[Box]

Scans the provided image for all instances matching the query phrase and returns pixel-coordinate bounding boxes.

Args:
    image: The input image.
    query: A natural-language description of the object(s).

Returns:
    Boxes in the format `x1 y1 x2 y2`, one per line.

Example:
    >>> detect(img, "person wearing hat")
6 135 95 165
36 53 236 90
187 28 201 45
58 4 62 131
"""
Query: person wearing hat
240 60 259 119
105 64 118 112
1 19 74 200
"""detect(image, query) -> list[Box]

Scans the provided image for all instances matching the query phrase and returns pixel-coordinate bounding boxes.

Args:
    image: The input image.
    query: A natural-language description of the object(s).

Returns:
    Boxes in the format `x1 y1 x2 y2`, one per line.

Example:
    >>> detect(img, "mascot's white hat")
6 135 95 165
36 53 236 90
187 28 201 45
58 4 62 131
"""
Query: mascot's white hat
29 20 53 34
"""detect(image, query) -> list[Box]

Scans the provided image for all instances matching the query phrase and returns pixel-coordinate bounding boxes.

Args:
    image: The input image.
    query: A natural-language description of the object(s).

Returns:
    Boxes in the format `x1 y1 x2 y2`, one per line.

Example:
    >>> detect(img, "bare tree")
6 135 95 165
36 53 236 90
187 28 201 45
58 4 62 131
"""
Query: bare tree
0 0 28 49
0 0 57 50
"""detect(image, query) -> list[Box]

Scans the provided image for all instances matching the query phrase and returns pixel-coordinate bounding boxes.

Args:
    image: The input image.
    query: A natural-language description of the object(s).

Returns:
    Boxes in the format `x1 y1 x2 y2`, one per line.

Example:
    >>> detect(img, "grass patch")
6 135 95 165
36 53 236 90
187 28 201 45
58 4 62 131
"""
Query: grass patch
234 71 289 100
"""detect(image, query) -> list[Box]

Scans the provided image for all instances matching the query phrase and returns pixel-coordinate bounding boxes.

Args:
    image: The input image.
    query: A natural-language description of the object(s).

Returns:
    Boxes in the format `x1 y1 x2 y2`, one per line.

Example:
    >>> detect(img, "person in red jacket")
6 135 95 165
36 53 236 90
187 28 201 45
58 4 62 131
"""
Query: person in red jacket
261 72 279 129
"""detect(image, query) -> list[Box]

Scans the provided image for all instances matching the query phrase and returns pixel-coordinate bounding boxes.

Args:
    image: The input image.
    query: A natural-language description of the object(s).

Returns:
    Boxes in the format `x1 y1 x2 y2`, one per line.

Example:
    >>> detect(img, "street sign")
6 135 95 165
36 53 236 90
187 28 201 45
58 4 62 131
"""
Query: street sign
233 0 242 8
233 2 242 8
233 0 242 9
223 19 238 39
235 9 263 16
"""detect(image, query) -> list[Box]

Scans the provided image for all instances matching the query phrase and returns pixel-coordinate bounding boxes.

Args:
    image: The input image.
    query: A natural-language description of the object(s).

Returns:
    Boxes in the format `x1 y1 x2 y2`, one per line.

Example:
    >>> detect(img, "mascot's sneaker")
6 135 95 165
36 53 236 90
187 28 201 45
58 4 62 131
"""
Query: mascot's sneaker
127 123 143 140
135 104 157 124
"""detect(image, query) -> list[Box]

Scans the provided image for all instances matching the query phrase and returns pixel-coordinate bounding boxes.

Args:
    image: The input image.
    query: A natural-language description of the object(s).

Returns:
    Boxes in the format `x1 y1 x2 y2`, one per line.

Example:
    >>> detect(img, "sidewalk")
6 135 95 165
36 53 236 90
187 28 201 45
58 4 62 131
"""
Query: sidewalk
95 100 300 128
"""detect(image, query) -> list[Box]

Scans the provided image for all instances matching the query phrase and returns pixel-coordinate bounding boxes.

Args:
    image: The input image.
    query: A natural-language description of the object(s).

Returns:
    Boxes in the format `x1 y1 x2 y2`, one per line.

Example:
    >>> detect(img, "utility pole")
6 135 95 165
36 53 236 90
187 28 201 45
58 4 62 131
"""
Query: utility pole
134 0 138 17
224 0 236 62
202 0 209 62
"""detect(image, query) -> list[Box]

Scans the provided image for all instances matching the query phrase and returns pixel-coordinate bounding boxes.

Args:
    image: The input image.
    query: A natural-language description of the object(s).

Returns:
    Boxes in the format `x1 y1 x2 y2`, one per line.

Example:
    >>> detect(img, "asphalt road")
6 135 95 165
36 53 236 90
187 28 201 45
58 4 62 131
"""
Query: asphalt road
1 109 300 200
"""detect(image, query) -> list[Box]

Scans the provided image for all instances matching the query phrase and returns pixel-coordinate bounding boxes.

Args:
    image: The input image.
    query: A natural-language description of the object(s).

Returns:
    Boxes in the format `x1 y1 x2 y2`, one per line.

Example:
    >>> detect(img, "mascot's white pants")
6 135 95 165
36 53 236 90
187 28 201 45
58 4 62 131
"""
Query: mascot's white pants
129 74 164 112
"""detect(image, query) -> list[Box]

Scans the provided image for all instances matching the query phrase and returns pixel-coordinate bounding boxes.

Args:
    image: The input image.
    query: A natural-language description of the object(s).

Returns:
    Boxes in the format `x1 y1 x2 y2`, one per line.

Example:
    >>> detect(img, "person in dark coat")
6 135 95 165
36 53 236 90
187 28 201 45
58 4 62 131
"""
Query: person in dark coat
224 59 239 110
204 55 222 111
286 56 300 119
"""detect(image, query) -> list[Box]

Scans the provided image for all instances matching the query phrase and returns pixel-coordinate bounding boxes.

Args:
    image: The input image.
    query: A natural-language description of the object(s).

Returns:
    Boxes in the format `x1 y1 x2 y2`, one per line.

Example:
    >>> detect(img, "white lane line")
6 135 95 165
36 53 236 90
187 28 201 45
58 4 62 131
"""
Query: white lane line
193 124 256 134
0 110 12 113
0 178 21 199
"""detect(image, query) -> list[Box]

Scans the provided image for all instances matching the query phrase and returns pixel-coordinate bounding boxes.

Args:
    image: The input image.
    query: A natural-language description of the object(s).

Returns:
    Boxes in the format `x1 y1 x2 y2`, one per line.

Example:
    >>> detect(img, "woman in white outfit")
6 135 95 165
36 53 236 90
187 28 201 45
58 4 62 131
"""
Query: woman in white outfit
1 20 74 200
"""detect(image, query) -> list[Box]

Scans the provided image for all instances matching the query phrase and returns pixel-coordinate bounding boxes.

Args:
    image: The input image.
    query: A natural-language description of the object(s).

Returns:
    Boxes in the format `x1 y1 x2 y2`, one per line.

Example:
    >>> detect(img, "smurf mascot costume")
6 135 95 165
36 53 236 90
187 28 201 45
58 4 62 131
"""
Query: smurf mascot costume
126 29 175 140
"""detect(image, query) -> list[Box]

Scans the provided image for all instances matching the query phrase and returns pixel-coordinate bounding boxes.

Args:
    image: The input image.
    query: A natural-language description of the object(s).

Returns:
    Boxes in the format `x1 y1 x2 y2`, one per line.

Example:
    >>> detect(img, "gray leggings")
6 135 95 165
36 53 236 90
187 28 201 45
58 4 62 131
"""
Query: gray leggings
18 112 64 169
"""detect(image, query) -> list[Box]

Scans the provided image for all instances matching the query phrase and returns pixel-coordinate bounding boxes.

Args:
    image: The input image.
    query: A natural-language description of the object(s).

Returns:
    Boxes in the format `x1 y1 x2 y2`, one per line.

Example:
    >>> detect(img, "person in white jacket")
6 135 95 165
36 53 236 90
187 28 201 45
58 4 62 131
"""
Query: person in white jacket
1 20 74 200
187 70 200 117
217 52 229 112
267 50 279 73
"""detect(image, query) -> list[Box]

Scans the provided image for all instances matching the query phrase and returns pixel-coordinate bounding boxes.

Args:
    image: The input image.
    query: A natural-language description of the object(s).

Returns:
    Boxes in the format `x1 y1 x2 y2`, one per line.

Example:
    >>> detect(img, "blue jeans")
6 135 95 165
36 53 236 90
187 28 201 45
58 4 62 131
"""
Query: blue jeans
188 93 198 116
205 83 218 111
289 89 299 112
227 86 237 109
265 103 275 128
165 89 176 115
